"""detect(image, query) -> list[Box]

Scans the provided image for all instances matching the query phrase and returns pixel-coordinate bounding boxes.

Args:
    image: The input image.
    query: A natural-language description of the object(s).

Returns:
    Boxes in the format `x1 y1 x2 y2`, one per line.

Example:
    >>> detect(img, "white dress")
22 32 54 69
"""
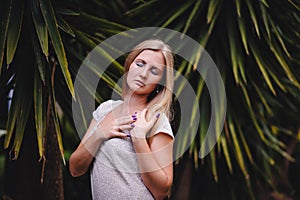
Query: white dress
90 100 174 200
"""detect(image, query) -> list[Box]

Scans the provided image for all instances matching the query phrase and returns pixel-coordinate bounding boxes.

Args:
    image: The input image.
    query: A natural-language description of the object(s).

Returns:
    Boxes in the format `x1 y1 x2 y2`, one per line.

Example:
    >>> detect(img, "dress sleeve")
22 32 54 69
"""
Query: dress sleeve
92 100 112 121
92 100 123 122
88 100 115 138
152 113 174 139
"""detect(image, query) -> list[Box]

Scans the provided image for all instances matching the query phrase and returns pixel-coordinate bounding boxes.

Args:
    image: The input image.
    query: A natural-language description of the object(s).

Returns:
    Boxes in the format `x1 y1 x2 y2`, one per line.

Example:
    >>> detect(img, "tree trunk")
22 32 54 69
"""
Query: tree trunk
3 107 64 200
41 104 64 200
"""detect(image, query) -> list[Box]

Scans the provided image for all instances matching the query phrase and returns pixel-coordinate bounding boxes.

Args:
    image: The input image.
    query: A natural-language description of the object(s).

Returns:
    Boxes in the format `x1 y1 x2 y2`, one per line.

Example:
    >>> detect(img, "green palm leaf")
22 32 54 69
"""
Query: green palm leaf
31 0 49 58
34 67 47 159
0 0 12 70
39 0 74 98
6 0 24 65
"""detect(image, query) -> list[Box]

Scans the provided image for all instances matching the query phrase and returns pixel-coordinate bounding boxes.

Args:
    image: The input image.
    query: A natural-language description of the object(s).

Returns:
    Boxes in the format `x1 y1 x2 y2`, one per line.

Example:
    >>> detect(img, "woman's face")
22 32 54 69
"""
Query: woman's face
126 50 165 95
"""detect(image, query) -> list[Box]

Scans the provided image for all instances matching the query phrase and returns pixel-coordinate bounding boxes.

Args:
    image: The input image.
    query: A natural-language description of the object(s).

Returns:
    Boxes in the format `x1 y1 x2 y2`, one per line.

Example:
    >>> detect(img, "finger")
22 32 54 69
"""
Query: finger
116 115 136 125
119 124 135 131
111 131 130 138
150 113 160 126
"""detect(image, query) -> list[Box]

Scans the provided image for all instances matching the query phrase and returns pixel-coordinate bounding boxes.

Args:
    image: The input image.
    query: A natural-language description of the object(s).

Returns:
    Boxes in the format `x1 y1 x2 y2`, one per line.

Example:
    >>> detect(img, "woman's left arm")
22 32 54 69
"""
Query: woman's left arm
131 110 174 199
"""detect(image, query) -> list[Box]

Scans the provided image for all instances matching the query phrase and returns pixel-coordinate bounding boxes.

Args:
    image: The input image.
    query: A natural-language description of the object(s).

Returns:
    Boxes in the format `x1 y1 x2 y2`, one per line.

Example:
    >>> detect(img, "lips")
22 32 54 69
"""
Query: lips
134 80 145 87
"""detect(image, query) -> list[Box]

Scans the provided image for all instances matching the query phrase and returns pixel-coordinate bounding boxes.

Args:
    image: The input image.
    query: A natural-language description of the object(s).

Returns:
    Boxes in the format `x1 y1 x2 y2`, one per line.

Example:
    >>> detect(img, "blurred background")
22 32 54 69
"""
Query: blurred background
0 0 300 199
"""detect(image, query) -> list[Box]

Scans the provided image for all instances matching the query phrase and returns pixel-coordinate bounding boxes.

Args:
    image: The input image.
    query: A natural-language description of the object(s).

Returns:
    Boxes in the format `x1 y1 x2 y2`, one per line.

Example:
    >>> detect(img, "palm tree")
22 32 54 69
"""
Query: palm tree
0 0 131 199
0 0 299 199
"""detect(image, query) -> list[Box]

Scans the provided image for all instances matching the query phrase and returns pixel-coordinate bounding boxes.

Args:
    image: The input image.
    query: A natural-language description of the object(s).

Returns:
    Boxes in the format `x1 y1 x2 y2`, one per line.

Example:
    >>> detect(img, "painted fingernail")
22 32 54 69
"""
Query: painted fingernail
132 114 136 118
127 134 131 137
134 111 138 114
131 124 135 127
132 117 137 121
156 113 160 118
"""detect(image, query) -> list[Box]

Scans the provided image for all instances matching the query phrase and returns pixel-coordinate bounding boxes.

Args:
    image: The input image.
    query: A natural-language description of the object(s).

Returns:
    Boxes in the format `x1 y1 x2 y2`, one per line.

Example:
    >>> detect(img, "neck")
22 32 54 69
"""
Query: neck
122 92 148 114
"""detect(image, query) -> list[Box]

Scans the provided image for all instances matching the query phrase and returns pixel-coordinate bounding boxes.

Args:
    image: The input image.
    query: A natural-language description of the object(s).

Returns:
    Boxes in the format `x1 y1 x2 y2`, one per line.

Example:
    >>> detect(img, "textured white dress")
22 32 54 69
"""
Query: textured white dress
90 100 174 200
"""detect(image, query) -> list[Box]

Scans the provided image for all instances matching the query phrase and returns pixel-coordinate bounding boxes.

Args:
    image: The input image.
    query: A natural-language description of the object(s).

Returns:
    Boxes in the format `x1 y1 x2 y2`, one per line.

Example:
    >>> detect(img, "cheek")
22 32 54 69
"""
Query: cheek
146 77 162 91
126 67 135 81
128 65 140 75
150 75 163 85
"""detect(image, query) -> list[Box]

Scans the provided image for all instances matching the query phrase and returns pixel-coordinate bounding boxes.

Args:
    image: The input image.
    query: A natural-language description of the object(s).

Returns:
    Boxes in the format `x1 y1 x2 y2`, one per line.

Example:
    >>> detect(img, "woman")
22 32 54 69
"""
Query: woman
69 39 175 200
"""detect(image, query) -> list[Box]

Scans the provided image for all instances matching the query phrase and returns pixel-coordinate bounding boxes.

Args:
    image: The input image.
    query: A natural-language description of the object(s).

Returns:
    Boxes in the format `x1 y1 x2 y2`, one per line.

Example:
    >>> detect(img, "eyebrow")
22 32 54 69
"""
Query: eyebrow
135 58 146 64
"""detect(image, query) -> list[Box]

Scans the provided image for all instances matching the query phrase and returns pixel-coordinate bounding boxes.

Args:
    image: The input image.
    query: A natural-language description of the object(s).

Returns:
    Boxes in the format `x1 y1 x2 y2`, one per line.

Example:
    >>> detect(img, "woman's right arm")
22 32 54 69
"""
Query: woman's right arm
69 119 104 177
69 114 136 177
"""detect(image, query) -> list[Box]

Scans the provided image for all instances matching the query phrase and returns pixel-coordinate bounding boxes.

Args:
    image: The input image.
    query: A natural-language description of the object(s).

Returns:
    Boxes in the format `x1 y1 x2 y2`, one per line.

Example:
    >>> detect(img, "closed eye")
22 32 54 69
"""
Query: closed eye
150 67 159 75
136 61 145 67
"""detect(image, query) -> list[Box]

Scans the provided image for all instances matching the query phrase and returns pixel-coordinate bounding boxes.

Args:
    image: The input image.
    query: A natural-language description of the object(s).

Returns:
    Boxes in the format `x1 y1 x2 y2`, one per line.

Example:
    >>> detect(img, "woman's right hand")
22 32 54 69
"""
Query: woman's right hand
94 114 137 140
69 113 137 177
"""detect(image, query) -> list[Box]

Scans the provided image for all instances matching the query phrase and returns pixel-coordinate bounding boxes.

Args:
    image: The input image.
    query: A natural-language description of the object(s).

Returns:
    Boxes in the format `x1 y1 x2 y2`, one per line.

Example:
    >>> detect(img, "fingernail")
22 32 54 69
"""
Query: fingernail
132 114 136 118
127 134 131 137
131 124 135 127
156 113 160 118
134 111 138 114
132 117 137 121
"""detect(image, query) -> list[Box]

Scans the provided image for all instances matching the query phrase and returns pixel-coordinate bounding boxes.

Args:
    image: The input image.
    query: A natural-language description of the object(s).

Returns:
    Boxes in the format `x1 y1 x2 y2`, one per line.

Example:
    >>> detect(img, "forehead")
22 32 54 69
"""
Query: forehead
135 50 165 67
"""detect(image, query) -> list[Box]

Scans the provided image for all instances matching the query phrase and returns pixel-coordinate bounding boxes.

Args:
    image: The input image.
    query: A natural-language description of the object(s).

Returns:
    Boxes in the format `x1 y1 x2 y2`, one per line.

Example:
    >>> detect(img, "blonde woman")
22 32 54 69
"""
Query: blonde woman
69 39 175 200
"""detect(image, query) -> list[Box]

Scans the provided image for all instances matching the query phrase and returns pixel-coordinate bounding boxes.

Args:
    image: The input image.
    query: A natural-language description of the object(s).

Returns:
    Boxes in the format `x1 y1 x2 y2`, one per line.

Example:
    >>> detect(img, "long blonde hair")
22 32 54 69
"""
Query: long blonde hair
122 39 174 125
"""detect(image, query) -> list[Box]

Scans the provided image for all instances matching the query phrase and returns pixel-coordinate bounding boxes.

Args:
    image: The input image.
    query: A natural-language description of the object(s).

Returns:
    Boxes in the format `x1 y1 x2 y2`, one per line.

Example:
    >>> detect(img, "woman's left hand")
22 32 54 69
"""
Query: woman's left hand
130 108 160 139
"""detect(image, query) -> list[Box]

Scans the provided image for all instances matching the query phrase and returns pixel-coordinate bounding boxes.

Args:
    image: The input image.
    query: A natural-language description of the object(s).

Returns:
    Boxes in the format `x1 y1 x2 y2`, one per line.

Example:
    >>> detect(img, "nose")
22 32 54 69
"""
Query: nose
139 67 148 79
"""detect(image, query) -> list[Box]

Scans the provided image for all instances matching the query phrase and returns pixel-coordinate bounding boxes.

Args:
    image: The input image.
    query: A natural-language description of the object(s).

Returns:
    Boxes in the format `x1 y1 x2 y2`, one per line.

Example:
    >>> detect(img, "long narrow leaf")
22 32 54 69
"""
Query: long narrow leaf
260 3 271 39
237 17 249 55
29 7 47 84
237 124 254 164
267 66 287 93
267 39 300 89
245 0 260 37
269 20 291 58
252 82 273 115
161 1 193 28
124 0 159 16
210 149 218 182
207 0 222 36
5 68 33 157
287 0 300 12
34 67 47 159
56 14 75 37
234 0 241 17
258 146 275 166
74 30 124 72
0 0 13 70
207 0 218 24
220 135 233 174
80 12 131 31
13 94 32 159
182 0 202 35
228 118 250 183
228 18 243 84
249 41 276 95
6 0 24 65
199 97 210 159
39 0 75 98
240 83 267 143
31 0 49 58
4 73 30 149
